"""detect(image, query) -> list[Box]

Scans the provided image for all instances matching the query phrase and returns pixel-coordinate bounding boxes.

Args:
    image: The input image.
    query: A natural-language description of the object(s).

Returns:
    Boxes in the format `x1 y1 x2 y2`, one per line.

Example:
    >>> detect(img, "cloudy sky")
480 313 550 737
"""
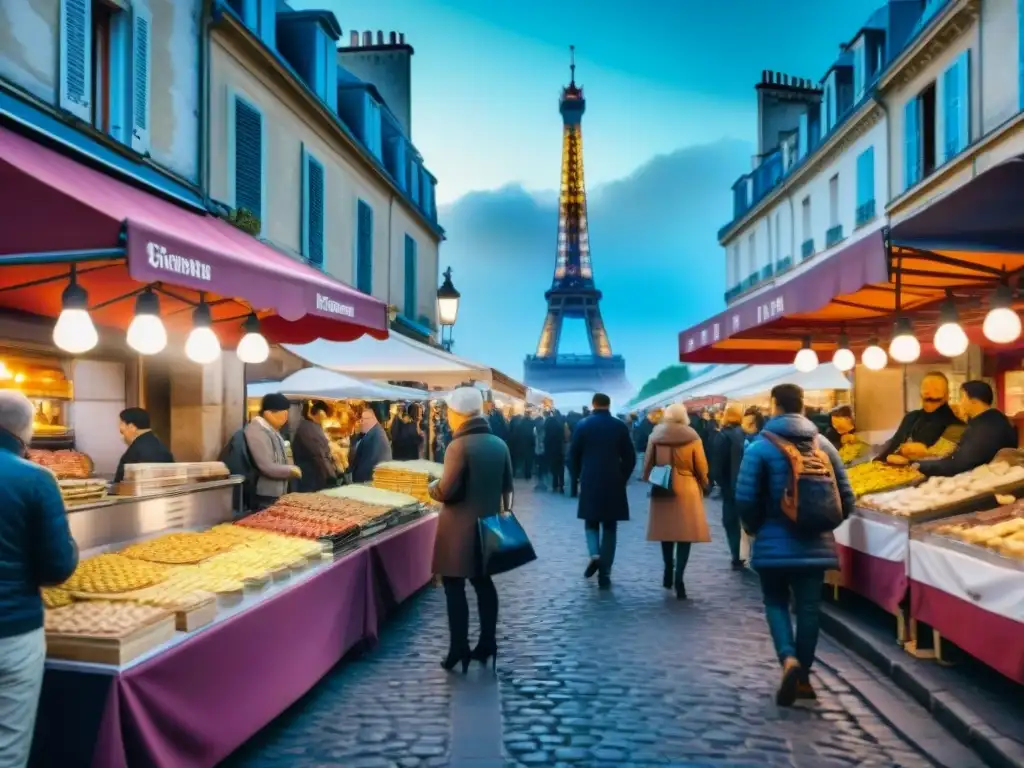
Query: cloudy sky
302 0 881 389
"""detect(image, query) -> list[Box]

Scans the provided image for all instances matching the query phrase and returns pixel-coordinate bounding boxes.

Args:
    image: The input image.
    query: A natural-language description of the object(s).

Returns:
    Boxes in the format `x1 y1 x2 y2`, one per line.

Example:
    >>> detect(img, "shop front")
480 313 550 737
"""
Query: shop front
676 161 1024 686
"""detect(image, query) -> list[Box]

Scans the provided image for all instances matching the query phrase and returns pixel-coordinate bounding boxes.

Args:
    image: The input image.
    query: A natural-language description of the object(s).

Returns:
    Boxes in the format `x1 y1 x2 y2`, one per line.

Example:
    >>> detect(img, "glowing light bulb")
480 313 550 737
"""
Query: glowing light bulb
832 347 856 372
862 344 887 370
126 314 167 355
794 346 819 373
933 322 968 358
983 307 1022 344
236 331 270 364
185 326 221 364
53 309 98 354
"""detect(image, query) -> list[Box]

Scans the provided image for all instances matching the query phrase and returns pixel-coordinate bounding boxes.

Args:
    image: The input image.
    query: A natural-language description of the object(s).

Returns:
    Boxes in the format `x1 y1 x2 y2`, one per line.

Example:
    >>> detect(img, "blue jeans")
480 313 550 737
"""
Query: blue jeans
759 568 825 671
0 627 45 767
585 521 617 575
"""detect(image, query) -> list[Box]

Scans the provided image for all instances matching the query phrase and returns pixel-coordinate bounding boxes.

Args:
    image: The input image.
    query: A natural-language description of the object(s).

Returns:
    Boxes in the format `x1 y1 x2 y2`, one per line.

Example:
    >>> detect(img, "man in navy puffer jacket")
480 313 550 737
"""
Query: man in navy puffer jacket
734 383 854 706
0 391 79 764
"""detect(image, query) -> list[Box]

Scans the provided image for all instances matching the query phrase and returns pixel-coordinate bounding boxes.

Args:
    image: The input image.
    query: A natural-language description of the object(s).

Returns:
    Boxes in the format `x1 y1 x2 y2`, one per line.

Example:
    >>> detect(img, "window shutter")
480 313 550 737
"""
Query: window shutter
957 50 970 156
356 201 374 294
59 0 92 121
130 2 153 154
404 235 417 318
903 98 920 189
233 97 264 227
302 150 325 267
797 113 808 159
856 147 874 207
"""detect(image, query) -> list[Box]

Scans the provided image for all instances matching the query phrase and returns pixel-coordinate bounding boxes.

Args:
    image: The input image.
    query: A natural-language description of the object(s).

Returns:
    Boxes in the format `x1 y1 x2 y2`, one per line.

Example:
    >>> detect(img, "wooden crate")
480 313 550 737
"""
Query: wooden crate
46 613 176 666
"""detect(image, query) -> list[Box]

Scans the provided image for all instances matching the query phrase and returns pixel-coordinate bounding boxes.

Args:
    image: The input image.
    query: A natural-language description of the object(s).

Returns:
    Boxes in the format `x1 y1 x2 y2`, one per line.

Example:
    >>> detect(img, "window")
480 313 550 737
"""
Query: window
410 159 421 205
774 211 782 262
828 175 839 228
355 200 373 294
854 44 866 100
403 235 417 318
904 83 937 190
60 0 151 152
225 0 276 47
801 196 811 242
301 147 325 267
363 94 383 160
747 232 756 280
766 216 774 265
856 146 875 226
942 51 970 162
421 168 434 219
229 94 265 232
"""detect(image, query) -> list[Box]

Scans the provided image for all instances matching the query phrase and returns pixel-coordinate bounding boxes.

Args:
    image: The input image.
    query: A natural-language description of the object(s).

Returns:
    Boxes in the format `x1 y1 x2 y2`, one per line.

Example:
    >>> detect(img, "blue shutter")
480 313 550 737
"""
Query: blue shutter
59 0 93 121
957 50 970 155
403 235 417 318
410 159 420 204
356 200 374 294
856 147 874 207
903 97 920 189
301 148 325 267
130 3 152 154
232 96 264 228
943 51 970 161
258 0 276 48
797 113 808 159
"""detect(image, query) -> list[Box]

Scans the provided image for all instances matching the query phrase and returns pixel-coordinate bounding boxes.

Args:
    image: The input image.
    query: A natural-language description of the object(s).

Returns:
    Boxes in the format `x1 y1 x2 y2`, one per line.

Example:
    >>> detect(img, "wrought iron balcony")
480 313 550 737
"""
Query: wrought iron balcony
826 224 844 248
777 255 793 273
856 199 876 227
801 239 815 260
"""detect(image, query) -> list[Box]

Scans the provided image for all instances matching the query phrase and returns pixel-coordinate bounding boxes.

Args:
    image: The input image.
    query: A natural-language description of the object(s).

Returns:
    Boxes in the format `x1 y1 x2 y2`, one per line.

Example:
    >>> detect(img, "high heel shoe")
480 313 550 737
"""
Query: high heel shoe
470 643 498 671
440 647 471 673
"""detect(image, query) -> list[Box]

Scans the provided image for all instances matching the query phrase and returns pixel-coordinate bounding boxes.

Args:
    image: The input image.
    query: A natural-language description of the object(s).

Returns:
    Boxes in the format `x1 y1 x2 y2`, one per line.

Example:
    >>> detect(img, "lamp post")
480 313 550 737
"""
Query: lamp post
437 266 461 352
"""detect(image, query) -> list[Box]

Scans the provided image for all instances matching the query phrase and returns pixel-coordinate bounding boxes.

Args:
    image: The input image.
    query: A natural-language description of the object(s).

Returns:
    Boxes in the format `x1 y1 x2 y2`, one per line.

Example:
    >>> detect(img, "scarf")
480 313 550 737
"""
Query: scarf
253 416 287 465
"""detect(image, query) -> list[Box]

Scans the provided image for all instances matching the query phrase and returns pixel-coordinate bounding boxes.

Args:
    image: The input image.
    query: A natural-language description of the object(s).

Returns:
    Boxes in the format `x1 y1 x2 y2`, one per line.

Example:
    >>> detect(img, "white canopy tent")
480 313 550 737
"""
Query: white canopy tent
285 334 527 397
630 365 746 412
247 368 429 402
721 364 852 399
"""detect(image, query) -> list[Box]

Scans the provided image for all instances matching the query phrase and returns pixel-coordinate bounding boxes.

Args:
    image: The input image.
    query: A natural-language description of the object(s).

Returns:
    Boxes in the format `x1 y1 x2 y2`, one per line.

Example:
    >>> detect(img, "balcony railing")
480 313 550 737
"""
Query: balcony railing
801 239 815 260
777 255 793 273
826 224 844 248
856 199 876 228
760 263 775 281
724 284 742 303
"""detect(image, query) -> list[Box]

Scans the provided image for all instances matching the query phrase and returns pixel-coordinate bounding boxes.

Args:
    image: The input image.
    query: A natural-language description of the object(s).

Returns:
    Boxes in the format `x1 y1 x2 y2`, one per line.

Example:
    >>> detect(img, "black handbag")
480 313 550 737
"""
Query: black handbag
477 510 537 576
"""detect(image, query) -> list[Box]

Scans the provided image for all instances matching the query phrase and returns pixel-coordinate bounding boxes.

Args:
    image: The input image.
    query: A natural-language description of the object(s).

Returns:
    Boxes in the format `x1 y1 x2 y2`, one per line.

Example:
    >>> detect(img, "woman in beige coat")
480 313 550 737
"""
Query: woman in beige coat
642 403 711 599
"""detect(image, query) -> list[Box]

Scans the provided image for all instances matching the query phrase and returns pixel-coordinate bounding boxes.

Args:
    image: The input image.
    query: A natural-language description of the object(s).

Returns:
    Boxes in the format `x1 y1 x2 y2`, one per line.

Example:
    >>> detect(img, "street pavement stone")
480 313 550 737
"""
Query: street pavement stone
222 477 937 768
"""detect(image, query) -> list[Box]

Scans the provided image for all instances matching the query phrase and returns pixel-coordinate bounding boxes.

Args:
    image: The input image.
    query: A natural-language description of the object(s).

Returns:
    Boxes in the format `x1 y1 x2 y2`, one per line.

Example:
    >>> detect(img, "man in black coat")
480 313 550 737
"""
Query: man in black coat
568 393 637 589
544 410 567 493
876 371 963 461
114 407 175 485
565 408 588 497
916 380 1018 477
712 404 747 569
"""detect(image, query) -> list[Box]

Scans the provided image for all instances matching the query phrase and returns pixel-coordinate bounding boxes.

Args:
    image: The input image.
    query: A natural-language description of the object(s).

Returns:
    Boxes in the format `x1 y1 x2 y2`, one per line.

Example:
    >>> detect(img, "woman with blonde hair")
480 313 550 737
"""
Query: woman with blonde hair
642 403 711 599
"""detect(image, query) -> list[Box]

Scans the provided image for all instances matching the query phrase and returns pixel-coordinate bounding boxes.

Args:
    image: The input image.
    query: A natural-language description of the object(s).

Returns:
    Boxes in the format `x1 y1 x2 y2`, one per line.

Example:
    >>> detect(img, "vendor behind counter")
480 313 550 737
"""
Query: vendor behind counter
876 371 964 462
916 380 1018 477
113 408 175 485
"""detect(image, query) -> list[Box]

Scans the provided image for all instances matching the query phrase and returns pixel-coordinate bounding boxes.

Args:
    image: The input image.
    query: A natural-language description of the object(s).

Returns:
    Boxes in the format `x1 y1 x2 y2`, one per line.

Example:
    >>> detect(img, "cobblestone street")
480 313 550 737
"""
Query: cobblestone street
223 478 963 768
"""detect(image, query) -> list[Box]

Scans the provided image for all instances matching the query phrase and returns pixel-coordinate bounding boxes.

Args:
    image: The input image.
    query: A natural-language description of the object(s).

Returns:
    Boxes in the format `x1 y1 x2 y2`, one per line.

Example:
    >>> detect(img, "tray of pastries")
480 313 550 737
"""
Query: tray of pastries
860 461 1024 517
41 587 73 609
59 478 107 505
933 513 1024 561
119 532 236 564
322 484 419 510
847 462 923 499
27 448 92 479
45 601 169 638
62 554 168 595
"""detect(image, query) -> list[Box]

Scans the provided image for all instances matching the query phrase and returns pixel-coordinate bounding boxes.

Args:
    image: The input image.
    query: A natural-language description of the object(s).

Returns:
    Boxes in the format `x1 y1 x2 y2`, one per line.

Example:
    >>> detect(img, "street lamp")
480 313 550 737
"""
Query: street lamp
437 266 461 352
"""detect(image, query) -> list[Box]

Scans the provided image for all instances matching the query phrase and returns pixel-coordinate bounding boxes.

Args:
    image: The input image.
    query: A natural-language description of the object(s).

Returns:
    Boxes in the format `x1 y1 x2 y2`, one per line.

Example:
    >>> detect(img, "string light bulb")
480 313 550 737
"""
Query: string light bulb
793 337 819 373
933 294 968 358
236 313 270 364
52 270 98 354
832 332 856 372
126 288 167 355
184 299 221 364
888 317 920 364
862 338 888 370
982 282 1022 344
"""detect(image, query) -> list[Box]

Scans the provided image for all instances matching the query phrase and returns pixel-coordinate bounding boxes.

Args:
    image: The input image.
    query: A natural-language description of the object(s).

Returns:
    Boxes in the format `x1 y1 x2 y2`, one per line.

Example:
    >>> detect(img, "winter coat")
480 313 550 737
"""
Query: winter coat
292 418 337 492
633 417 655 453
917 408 1018 477
568 410 637 523
349 423 392 483
390 418 423 461
430 417 514 578
713 425 747 502
113 430 174 485
544 415 566 455
876 403 963 460
642 422 711 543
734 413 855 570
245 418 293 499
0 429 78 639
488 410 511 445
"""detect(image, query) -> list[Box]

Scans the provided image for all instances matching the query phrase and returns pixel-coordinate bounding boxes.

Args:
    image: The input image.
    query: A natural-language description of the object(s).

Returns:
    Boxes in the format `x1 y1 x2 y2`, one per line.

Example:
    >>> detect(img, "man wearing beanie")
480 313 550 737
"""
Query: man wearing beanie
245 393 301 509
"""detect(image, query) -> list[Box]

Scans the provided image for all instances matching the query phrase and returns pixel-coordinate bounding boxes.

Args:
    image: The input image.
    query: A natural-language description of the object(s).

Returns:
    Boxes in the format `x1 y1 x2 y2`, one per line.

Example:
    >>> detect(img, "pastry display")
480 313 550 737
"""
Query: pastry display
936 514 1024 559
235 508 358 540
926 437 958 457
27 448 92 479
62 554 168 594
120 532 236 565
838 441 869 465
847 462 923 498
322 484 419 509
45 601 169 637
861 461 1024 516
41 587 72 609
59 478 107 504
372 461 444 502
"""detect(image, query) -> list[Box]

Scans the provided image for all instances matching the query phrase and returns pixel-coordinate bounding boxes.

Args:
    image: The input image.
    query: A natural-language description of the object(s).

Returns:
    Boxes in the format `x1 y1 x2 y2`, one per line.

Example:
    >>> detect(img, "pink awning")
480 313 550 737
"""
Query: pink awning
0 125 387 343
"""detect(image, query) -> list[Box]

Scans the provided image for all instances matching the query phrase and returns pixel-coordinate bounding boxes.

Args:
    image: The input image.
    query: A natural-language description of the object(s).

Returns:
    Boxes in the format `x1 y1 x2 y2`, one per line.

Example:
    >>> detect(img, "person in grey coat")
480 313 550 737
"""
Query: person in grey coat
349 407 392 483
429 387 514 673
245 393 301 510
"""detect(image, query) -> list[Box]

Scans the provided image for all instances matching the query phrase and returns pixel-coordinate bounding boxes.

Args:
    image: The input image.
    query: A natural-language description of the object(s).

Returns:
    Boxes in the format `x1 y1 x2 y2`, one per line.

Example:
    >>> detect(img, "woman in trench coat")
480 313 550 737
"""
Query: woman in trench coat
429 387 514 673
642 403 711 600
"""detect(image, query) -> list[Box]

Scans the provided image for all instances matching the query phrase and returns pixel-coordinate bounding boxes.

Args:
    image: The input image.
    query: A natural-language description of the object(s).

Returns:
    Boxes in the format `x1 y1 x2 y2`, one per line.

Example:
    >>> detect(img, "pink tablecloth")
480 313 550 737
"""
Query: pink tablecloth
835 543 907 615
85 514 438 768
367 514 439 640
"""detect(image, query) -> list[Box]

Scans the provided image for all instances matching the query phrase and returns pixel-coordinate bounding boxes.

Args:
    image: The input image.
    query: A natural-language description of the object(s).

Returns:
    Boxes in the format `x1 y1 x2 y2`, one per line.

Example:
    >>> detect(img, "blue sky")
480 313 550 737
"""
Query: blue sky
301 0 882 391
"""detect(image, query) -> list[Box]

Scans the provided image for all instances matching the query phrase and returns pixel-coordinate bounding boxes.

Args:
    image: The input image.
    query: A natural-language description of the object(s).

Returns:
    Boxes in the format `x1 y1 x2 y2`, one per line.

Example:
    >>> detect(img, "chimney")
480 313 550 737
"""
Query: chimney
389 31 397 44
350 30 359 47
376 30 384 45
399 33 405 44
362 30 372 46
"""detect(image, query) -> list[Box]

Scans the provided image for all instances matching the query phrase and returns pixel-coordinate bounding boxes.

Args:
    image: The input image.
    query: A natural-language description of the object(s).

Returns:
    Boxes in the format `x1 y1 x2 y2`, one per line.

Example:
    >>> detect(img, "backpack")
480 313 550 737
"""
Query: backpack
761 431 844 533
219 428 259 512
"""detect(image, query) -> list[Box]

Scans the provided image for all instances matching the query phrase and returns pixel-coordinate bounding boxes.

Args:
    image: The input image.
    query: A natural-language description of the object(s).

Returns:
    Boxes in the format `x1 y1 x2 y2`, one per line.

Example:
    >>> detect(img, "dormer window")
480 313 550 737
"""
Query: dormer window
226 0 277 48
276 11 342 110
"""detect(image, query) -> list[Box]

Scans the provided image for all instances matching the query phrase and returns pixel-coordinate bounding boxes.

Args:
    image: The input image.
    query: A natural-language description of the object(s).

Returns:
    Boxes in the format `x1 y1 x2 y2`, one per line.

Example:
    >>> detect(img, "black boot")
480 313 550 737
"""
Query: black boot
661 542 674 589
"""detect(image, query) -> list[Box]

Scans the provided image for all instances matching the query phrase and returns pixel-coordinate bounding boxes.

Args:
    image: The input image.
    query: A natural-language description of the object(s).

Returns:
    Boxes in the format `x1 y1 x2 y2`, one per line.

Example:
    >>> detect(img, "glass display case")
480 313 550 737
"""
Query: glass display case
0 352 74 448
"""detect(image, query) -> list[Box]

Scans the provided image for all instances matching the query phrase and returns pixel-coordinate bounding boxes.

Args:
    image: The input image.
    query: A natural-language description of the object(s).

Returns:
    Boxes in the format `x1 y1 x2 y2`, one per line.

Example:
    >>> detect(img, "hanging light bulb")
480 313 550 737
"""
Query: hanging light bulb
832 332 856 372
126 288 167 355
236 313 270 364
888 317 920 364
982 282 1022 344
184 299 221 364
862 337 888 370
933 293 968 358
793 336 819 373
52 270 98 354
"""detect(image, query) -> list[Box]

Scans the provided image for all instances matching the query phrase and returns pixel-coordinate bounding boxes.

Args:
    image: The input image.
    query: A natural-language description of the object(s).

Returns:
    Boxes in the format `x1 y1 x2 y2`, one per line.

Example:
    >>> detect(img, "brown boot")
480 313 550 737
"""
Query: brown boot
776 657 801 707
795 677 817 701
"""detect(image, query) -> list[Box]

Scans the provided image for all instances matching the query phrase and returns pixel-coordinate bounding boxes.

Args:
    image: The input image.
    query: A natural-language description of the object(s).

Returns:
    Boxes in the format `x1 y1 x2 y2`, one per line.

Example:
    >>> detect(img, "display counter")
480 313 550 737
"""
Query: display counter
30 512 440 768
67 477 243 552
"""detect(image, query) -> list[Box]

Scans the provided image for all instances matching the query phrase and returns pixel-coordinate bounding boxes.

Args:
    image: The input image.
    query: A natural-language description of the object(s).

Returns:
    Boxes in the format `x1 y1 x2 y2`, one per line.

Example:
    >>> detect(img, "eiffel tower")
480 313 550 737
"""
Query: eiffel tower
523 47 629 396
